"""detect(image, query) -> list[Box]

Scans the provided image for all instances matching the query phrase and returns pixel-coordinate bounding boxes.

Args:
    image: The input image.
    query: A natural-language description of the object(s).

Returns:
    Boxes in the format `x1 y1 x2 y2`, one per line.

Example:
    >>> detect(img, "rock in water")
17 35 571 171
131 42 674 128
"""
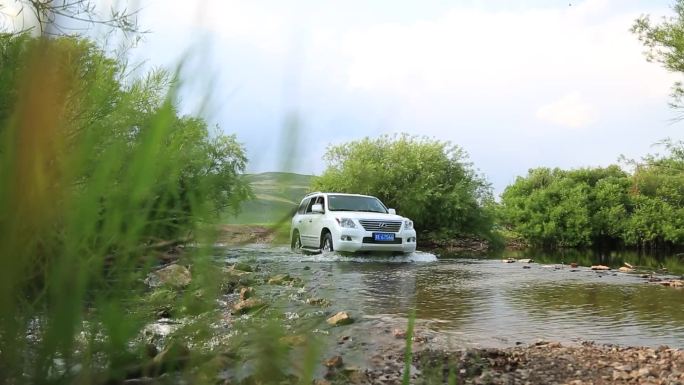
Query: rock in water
145 264 192 289
618 266 634 273
591 265 610 271
231 298 266 315
280 335 307 346
324 355 344 368
239 287 254 300
151 341 190 372
268 274 293 285
232 262 254 272
327 311 354 326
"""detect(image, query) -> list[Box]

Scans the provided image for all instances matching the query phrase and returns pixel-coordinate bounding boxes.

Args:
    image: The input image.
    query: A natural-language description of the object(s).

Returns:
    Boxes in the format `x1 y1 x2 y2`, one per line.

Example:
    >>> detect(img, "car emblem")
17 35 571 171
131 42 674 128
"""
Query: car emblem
379 223 387 228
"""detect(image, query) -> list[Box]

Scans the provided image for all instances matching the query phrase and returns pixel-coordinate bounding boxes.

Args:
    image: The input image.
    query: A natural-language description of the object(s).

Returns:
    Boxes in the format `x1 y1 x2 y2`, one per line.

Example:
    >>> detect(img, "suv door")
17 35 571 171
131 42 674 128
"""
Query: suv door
299 196 318 247
292 197 310 245
308 195 326 247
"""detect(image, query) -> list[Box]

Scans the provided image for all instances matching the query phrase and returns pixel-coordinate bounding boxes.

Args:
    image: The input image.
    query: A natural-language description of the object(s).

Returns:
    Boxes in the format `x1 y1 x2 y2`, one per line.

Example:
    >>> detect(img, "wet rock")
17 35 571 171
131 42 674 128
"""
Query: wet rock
618 266 634 273
231 298 266 315
145 264 192 289
337 335 351 344
343 367 367 384
303 265 311 270
150 341 190 373
239 287 254 300
268 273 295 285
231 262 253 272
522 265 531 269
518 258 533 263
591 265 610 271
570 262 578 268
145 343 158 358
306 297 331 307
221 268 254 292
324 355 344 368
502 258 516 263
326 311 354 326
279 334 307 346
393 328 407 339
156 308 172 319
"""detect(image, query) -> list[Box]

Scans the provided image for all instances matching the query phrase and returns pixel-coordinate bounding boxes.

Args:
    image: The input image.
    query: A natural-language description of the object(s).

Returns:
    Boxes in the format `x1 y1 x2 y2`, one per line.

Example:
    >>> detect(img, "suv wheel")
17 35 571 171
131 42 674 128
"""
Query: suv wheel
291 230 302 251
321 232 333 252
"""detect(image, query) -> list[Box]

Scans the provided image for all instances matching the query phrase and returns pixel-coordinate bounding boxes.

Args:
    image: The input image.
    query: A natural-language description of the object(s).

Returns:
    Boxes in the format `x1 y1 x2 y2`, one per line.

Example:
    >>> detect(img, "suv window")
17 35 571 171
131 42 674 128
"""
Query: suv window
328 195 387 213
297 198 310 215
315 196 325 213
304 196 317 214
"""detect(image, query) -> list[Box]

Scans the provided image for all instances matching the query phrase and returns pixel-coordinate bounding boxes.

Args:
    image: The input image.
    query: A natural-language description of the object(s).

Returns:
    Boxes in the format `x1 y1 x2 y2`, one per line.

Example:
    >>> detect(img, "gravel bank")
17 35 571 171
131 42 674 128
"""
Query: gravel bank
344 341 684 385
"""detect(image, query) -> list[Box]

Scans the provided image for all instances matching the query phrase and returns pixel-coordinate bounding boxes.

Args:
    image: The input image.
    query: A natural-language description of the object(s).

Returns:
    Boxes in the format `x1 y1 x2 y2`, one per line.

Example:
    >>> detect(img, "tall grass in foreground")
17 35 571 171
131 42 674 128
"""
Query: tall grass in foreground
0 33 249 384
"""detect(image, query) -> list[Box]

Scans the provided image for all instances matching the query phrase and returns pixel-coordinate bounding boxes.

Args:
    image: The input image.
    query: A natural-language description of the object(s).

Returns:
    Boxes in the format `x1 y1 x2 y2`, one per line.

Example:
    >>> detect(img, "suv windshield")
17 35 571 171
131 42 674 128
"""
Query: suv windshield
328 195 388 213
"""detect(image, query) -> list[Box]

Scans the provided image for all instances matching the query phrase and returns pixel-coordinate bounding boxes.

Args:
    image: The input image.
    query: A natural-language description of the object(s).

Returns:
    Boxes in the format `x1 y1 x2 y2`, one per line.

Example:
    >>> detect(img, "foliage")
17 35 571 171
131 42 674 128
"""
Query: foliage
632 0 684 112
1 0 140 36
0 33 250 383
312 134 497 240
500 145 684 249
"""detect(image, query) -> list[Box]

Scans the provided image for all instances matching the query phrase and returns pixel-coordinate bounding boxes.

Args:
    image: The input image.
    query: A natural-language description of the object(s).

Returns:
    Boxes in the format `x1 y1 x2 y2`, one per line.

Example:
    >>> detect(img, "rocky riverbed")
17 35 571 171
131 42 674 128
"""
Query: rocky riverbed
133 248 684 385
351 341 684 385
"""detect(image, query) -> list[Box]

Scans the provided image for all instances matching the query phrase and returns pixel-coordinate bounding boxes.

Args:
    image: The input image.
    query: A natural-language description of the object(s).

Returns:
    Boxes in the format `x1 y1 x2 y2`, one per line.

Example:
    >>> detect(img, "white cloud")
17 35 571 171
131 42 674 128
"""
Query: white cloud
335 0 673 99
536 92 597 128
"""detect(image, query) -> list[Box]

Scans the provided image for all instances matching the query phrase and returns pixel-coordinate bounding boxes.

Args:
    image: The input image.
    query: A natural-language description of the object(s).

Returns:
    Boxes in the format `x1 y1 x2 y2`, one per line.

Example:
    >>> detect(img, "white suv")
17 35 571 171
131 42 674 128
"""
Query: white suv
290 192 417 254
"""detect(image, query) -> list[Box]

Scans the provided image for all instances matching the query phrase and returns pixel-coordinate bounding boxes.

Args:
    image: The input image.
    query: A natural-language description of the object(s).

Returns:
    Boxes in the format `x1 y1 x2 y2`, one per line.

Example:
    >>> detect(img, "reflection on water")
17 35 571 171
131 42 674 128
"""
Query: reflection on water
497 248 684 275
222 247 684 348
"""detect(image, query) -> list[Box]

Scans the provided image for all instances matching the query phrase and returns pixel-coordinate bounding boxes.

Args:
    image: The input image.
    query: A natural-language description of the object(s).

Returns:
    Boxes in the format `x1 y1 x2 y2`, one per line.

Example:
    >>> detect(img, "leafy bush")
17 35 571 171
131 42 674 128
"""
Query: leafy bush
312 134 497 240
500 147 684 250
0 34 250 382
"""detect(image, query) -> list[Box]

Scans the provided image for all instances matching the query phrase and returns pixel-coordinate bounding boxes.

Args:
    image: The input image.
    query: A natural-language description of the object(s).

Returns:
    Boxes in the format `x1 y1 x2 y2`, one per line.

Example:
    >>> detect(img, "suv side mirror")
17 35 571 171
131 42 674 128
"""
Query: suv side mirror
388 208 396 215
312 203 324 213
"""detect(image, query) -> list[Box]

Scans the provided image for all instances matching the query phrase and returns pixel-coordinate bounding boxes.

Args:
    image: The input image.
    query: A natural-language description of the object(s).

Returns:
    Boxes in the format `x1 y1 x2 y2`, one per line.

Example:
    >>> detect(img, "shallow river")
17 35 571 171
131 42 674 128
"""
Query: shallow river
222 246 684 350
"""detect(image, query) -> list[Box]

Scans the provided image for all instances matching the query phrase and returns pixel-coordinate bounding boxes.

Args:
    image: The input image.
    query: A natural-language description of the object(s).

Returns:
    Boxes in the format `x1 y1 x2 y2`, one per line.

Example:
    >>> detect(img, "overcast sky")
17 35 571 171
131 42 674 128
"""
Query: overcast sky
11 0 684 194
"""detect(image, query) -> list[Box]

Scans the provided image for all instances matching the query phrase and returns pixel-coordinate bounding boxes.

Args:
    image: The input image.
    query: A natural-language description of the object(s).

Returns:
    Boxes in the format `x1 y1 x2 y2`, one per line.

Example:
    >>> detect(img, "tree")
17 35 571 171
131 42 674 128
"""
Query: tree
1 0 140 36
500 149 684 250
632 1 684 113
312 134 496 240
500 166 632 248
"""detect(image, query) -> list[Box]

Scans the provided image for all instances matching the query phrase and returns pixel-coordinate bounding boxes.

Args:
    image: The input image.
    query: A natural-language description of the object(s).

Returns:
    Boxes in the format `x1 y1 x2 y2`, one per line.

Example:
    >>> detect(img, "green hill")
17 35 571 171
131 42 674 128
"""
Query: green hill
225 172 314 224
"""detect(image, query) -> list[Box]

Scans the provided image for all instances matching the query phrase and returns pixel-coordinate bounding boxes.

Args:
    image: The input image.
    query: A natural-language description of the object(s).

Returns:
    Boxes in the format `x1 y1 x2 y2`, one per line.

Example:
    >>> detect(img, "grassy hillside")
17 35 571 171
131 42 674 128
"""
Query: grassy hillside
225 172 314 225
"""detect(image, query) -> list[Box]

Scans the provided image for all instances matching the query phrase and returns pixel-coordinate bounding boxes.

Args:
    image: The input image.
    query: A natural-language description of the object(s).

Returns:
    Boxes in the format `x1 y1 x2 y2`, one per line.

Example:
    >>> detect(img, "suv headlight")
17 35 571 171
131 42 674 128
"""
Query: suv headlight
336 217 356 228
404 220 414 230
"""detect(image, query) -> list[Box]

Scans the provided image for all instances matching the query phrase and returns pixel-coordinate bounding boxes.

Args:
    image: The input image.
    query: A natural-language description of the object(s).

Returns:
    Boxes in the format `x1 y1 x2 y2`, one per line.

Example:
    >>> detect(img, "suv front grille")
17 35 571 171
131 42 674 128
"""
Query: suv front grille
358 220 402 232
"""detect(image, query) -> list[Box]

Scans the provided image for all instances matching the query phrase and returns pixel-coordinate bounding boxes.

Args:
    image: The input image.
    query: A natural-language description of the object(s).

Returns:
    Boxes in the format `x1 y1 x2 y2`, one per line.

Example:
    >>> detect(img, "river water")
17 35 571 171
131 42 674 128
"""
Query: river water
221 246 684 350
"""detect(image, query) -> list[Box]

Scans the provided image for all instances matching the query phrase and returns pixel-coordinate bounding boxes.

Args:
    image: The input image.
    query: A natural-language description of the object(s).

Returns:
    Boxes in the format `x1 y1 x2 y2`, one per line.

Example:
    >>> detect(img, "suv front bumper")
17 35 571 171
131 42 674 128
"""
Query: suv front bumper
333 228 417 253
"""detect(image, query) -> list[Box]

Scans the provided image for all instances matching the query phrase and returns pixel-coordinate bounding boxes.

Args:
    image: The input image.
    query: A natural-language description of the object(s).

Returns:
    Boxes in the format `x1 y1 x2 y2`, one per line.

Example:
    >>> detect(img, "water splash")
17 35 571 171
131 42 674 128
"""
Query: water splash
297 251 438 263
221 246 437 263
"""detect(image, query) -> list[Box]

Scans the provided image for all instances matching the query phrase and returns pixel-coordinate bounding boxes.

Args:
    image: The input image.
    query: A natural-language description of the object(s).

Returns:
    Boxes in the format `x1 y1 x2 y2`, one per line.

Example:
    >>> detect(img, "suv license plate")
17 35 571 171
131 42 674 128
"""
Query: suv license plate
373 233 395 242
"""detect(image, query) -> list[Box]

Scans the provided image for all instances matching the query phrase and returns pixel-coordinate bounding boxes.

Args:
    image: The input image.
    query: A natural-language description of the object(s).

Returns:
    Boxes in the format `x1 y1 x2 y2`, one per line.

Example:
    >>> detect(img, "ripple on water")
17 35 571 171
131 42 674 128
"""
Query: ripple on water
217 246 684 348
221 247 437 263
